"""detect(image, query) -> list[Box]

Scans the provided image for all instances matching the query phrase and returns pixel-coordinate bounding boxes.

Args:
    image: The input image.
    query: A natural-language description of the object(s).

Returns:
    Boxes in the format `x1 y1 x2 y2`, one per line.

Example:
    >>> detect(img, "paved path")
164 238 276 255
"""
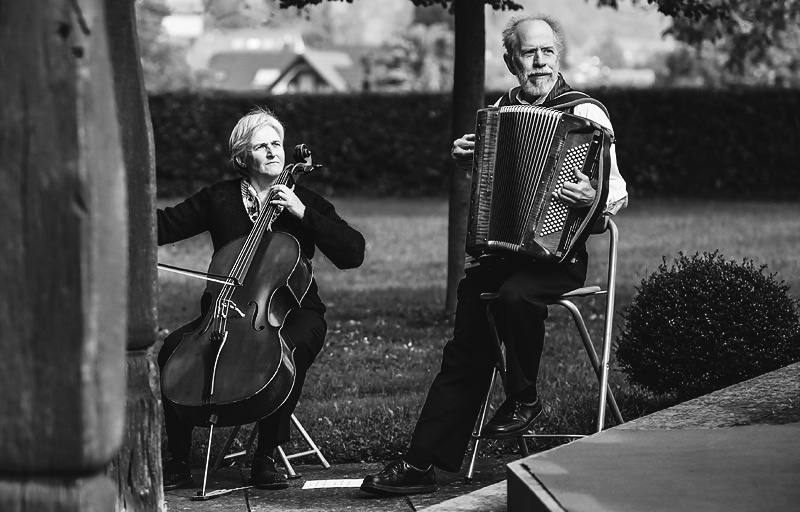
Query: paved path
164 455 517 511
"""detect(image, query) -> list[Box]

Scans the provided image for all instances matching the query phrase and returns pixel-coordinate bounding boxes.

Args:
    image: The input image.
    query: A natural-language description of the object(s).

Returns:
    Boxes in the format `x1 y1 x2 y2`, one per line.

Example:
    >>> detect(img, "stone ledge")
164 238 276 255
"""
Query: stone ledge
420 481 507 512
506 361 800 512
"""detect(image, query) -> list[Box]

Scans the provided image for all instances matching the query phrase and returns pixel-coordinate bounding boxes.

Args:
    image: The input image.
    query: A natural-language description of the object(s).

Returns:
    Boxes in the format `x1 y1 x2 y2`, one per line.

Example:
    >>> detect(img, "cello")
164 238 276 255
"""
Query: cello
159 145 319 497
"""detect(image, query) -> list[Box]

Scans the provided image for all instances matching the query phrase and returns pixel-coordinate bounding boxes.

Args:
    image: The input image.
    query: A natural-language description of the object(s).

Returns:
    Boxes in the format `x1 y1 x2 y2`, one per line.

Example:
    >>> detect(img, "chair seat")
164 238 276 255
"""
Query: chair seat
479 285 605 302
561 286 604 298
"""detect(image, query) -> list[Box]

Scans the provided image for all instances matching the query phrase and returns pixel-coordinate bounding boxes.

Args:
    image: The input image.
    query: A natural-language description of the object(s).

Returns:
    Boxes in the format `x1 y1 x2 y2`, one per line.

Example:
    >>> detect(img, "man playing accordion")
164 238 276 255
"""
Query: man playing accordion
362 14 628 495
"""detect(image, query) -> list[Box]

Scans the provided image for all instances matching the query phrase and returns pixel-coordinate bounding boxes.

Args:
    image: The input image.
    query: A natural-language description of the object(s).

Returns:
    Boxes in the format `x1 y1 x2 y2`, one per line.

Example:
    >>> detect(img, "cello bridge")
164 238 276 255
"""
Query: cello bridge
221 299 245 318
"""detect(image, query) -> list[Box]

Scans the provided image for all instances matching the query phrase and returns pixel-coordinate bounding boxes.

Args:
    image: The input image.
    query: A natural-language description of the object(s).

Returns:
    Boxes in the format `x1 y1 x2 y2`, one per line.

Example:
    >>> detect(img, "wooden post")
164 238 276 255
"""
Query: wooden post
0 1 128 511
102 1 164 511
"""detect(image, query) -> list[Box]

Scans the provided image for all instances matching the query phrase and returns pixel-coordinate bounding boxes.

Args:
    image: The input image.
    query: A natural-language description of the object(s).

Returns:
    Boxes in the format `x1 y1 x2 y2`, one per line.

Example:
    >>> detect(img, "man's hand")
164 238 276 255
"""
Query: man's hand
451 133 475 173
552 168 596 208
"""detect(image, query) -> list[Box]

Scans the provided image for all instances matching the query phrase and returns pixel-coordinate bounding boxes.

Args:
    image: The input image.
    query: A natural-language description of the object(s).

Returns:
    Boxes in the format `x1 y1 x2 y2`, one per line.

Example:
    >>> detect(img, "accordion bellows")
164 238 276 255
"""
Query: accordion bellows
466 105 612 263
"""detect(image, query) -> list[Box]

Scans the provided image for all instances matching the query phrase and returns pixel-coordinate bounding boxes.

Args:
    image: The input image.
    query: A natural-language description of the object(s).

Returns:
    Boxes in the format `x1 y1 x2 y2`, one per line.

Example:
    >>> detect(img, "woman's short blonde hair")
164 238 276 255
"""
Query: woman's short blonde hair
229 106 285 176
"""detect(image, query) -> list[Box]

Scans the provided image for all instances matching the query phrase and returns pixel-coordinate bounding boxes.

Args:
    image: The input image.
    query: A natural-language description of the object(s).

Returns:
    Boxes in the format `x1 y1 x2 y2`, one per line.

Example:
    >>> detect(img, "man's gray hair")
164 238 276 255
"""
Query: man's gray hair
502 14 566 59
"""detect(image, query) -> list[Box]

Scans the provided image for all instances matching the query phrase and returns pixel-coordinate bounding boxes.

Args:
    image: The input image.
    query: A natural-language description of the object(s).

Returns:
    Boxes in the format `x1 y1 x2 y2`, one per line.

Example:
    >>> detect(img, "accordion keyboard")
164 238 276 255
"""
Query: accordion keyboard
540 141 591 236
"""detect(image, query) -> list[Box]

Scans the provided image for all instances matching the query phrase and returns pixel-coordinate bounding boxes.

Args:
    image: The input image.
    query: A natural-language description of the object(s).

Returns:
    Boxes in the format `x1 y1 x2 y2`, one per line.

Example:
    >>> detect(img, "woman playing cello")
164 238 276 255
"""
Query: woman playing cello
157 107 365 490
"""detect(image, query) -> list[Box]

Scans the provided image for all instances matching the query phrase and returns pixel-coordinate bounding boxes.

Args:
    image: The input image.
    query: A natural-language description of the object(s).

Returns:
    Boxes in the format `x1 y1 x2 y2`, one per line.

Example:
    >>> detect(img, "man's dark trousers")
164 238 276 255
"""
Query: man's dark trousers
409 250 588 472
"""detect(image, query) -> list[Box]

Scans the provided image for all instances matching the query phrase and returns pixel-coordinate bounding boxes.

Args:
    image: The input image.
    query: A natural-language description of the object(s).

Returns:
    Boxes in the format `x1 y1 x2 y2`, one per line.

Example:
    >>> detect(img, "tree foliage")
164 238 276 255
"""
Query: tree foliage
597 0 728 20
665 0 800 86
279 0 800 87
280 0 732 18
136 0 195 91
369 23 455 91
279 0 523 11
202 0 305 30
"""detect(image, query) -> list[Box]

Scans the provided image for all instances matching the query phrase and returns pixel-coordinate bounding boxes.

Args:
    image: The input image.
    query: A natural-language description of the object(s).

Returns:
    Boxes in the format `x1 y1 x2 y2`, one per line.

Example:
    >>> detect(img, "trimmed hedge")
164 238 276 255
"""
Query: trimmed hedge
615 251 800 400
148 88 800 199
592 88 800 200
149 91 453 197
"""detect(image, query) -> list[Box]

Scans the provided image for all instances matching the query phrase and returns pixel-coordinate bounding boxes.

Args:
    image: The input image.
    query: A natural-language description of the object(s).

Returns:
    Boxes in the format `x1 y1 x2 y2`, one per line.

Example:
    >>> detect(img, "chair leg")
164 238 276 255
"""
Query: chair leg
211 425 242 475
517 437 529 456
599 220 623 428
465 370 498 483
557 299 623 432
211 424 258 475
277 413 331 479
291 413 330 469
212 414 330 480
485 304 507 390
275 445 298 478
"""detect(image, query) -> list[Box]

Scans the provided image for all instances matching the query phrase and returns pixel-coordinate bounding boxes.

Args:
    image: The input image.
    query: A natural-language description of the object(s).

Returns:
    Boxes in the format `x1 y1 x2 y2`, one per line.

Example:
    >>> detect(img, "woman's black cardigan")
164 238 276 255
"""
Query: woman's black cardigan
157 178 365 314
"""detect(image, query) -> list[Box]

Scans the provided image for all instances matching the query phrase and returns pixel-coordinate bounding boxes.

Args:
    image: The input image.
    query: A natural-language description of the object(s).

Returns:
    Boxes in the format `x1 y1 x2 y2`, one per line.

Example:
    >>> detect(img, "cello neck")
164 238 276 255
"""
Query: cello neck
253 166 292 236
228 167 293 284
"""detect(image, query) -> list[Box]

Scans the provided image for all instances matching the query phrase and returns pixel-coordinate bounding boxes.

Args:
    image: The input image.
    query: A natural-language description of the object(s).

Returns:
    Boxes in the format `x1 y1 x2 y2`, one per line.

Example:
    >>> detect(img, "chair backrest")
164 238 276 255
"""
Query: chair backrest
557 216 618 299
592 216 621 432
588 215 618 290
591 214 610 235
602 216 618 293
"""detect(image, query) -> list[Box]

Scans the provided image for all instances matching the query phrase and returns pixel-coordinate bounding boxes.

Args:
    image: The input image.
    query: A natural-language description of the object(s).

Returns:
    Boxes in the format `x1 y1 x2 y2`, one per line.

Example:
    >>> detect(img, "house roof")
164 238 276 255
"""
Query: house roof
186 27 305 70
307 50 354 90
279 50 360 92
207 51 297 90
206 48 366 93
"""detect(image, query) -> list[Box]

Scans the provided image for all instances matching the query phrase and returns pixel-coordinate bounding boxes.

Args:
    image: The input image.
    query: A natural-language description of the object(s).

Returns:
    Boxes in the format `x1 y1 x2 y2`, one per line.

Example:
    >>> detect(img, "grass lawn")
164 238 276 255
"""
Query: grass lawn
156 197 800 465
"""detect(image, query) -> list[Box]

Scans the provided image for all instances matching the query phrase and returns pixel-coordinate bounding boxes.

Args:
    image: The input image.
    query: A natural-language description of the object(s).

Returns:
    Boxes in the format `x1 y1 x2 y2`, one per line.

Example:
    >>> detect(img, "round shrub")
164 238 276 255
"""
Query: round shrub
615 251 800 400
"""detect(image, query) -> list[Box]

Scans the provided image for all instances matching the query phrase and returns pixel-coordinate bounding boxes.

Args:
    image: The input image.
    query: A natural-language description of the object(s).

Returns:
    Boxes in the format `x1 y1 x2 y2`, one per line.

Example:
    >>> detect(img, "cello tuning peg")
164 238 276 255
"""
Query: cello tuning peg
293 144 311 163
290 163 321 175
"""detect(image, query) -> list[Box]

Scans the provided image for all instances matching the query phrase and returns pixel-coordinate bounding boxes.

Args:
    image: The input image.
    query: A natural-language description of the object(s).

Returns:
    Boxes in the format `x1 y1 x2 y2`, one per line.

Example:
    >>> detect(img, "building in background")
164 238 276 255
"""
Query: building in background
159 0 674 93
203 40 365 93
162 0 366 93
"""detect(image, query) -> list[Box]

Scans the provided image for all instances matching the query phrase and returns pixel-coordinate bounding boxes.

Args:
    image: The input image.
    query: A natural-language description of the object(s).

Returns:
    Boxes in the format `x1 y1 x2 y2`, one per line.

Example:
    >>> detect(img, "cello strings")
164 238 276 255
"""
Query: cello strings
213 168 292 329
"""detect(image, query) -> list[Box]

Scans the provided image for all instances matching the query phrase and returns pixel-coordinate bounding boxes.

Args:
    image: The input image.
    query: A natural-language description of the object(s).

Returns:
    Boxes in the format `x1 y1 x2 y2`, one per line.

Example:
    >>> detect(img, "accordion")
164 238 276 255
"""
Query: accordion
466 105 612 264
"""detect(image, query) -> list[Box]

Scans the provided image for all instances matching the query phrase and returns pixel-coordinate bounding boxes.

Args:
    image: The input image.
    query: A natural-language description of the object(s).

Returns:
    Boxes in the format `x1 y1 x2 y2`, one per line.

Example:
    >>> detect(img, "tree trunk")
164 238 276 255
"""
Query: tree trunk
445 0 485 317
102 1 164 511
0 1 128 510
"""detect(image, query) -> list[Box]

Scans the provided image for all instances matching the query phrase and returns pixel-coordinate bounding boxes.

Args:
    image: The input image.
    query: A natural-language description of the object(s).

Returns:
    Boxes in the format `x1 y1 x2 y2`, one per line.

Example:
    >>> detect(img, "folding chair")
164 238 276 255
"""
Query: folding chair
466 216 624 482
211 413 330 479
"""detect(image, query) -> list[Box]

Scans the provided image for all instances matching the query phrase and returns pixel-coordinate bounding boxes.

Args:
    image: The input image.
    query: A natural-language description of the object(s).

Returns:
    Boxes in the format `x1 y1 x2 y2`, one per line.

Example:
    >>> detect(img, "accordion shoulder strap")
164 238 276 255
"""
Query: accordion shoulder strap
496 88 611 119
544 91 611 119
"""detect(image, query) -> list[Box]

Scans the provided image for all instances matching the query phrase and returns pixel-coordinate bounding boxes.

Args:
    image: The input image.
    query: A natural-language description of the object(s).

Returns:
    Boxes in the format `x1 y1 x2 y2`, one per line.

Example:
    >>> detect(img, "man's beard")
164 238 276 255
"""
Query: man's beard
517 70 557 100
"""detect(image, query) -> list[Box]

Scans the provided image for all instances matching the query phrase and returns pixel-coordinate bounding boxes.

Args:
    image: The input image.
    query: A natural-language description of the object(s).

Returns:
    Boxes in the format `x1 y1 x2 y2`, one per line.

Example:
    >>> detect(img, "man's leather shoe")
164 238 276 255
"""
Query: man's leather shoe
163 458 193 490
249 456 289 490
481 396 543 439
361 459 437 495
